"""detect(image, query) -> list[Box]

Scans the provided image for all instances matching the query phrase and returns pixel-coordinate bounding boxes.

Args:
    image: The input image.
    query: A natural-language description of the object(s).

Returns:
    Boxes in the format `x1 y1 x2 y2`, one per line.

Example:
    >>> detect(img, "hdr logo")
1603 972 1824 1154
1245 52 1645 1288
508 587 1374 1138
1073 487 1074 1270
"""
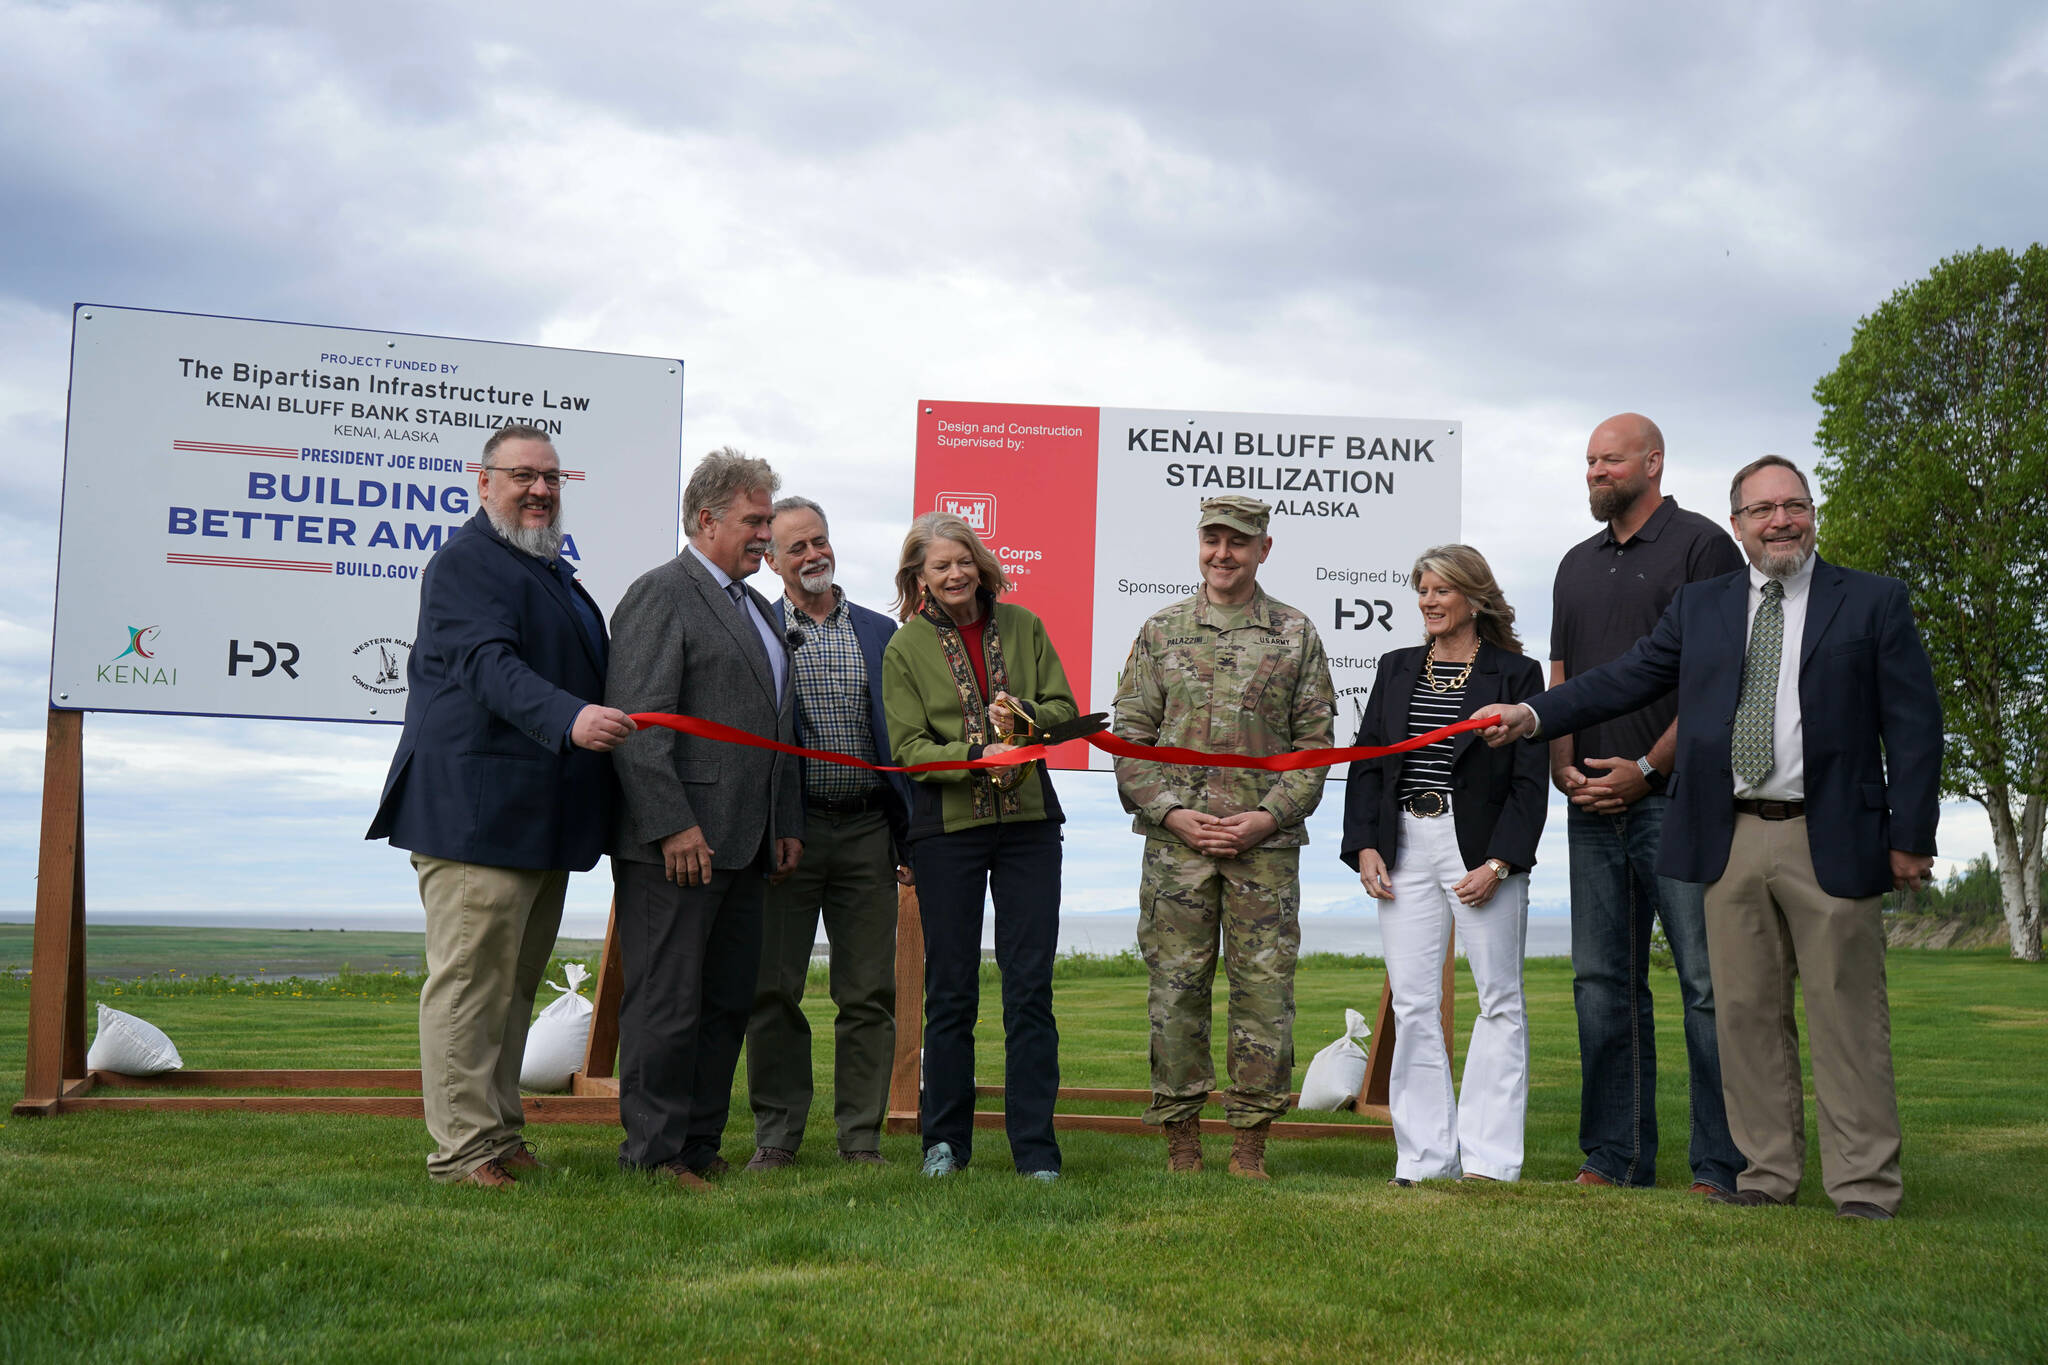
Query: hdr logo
935 491 996 537
228 639 301 679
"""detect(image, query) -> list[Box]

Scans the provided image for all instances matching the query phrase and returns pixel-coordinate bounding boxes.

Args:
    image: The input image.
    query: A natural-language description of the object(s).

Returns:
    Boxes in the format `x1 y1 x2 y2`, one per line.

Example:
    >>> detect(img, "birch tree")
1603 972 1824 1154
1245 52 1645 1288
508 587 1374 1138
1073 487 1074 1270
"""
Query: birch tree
1814 245 2048 961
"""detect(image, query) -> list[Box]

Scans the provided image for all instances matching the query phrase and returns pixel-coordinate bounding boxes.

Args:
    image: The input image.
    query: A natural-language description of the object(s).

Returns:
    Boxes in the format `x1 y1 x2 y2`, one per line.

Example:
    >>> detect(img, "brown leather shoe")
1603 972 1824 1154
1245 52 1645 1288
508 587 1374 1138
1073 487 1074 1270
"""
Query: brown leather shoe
1226 1120 1271 1181
694 1155 732 1179
499 1141 543 1174
746 1146 797 1172
1574 1169 1617 1187
1730 1188 1796 1207
457 1158 516 1189
1164 1118 1203 1174
1688 1182 1723 1197
840 1150 887 1166
657 1160 711 1191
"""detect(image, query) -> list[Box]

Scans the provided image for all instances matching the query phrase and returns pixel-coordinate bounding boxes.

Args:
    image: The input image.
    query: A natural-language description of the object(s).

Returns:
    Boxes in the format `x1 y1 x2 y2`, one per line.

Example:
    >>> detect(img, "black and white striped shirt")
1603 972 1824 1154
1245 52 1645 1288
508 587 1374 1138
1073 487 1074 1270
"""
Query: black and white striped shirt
1397 661 1470 800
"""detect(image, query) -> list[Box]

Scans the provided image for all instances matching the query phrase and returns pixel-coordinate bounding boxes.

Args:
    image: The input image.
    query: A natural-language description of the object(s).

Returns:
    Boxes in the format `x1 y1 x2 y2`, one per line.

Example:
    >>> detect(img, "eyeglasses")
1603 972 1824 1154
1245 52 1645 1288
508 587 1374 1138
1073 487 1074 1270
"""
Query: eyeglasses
484 466 564 489
1735 498 1814 523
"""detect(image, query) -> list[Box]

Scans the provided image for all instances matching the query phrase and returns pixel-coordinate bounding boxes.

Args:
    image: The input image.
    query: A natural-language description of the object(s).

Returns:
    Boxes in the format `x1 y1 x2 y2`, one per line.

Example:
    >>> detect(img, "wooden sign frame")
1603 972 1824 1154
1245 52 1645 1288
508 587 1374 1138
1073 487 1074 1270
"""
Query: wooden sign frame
13 709 617 1122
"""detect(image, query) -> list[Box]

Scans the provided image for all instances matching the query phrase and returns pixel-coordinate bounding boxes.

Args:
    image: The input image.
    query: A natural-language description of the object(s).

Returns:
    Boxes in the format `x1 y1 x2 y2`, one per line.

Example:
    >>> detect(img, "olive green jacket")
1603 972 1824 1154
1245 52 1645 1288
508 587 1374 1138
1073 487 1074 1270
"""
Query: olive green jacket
881 599 1079 840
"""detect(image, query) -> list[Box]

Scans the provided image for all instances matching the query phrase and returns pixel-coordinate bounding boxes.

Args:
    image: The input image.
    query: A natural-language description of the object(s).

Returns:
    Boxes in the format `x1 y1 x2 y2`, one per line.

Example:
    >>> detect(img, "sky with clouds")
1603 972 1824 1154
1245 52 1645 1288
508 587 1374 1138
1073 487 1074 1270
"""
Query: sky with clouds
4 1 2043 944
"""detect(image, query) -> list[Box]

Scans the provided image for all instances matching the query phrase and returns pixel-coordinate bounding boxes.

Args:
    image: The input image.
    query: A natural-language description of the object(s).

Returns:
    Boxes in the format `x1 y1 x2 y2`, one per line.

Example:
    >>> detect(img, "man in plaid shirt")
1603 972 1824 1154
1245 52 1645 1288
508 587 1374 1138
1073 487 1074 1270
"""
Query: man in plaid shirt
743 496 913 1169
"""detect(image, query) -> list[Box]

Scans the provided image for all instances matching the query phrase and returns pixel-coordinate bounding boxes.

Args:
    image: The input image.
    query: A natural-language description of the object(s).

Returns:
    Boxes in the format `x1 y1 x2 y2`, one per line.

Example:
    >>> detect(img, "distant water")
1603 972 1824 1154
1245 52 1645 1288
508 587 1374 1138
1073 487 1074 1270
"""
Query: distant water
1053 912 1572 959
3 907 1575 958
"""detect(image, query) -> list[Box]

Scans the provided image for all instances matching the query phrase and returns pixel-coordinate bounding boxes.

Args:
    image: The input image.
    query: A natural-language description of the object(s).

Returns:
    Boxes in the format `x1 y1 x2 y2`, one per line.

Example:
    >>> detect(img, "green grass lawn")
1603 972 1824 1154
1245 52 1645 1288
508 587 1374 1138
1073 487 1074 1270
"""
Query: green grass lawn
1 949 2043 1362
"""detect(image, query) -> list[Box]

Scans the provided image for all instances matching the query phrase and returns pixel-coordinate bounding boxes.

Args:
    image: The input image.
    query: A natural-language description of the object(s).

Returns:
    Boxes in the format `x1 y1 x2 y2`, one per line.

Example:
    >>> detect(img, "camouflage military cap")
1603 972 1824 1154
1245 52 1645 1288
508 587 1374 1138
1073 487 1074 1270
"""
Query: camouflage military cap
1197 495 1271 537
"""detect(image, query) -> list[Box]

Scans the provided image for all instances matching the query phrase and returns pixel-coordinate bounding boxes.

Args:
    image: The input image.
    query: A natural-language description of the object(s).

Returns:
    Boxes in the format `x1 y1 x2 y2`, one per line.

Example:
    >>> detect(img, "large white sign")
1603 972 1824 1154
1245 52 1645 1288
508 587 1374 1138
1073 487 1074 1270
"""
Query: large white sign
914 402 1462 768
50 305 683 723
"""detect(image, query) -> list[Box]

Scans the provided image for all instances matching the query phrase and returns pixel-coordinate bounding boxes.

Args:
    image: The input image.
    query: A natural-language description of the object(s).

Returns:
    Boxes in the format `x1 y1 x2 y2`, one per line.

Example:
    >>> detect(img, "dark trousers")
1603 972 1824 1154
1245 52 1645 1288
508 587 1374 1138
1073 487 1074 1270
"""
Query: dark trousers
915 820 1062 1174
746 808 898 1154
614 855 766 1171
1567 795 1743 1190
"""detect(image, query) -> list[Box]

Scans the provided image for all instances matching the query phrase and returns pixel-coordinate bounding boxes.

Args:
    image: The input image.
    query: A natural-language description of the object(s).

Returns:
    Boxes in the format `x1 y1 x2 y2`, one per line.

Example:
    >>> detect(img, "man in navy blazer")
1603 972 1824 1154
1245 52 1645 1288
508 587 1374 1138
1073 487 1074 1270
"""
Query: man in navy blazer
368 425 636 1187
1480 455 1940 1219
742 495 914 1170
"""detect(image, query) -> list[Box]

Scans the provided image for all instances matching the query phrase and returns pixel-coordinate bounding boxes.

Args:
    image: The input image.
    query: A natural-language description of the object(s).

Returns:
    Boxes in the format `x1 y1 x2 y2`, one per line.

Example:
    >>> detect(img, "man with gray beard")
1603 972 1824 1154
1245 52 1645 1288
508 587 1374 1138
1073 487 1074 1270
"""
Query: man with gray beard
743 496 912 1170
1479 454 1940 1218
370 423 635 1187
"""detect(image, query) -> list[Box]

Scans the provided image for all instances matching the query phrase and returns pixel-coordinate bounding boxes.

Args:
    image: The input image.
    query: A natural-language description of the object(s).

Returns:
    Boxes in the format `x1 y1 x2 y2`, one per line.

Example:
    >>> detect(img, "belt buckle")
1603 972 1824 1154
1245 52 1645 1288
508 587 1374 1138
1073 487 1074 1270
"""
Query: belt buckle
1409 791 1449 818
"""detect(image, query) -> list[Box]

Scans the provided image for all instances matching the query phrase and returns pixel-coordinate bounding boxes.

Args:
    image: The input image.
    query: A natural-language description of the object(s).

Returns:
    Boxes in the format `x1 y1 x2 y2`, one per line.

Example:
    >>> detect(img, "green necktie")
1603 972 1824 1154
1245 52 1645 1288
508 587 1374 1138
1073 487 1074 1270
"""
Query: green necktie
1732 578 1784 788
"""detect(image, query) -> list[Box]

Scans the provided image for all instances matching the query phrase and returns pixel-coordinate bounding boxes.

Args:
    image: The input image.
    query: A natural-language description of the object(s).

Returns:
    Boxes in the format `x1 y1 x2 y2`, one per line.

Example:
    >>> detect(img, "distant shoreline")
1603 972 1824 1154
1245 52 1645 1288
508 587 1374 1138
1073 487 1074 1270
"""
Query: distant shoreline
0 912 1581 971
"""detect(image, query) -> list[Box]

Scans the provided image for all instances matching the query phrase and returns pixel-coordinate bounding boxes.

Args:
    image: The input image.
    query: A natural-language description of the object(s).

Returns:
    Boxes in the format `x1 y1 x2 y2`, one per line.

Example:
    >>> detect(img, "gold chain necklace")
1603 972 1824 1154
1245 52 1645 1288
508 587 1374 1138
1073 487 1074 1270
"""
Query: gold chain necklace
1423 638 1476 693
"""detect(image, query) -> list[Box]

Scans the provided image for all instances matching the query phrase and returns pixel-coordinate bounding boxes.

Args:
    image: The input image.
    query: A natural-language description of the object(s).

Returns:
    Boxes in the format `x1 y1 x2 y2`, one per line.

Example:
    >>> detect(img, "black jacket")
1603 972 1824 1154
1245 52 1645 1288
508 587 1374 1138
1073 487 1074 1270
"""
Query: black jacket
1339 641 1548 874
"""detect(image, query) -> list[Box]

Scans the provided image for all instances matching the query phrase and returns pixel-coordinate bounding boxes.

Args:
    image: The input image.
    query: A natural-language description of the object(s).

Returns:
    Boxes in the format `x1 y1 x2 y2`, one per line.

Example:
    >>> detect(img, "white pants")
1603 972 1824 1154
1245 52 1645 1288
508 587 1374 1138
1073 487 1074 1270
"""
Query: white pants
1378 810 1530 1181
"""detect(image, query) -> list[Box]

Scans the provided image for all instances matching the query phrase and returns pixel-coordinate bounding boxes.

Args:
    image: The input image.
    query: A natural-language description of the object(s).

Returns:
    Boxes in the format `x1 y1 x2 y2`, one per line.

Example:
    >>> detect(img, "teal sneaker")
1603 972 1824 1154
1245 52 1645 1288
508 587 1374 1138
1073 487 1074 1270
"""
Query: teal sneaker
1023 1169 1060 1183
921 1143 961 1178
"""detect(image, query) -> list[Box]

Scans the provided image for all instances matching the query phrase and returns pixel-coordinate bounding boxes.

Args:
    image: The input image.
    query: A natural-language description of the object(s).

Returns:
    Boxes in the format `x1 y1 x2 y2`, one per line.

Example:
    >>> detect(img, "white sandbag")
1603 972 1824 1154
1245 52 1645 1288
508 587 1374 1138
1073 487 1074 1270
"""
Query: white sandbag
1297 1007 1372 1111
519 963 592 1092
86 1002 183 1076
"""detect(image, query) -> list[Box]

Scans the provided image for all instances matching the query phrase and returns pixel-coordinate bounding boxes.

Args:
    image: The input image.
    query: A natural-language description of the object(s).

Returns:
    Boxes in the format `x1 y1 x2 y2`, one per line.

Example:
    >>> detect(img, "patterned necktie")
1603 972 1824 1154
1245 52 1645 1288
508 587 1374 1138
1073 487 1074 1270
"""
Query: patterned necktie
1732 578 1784 788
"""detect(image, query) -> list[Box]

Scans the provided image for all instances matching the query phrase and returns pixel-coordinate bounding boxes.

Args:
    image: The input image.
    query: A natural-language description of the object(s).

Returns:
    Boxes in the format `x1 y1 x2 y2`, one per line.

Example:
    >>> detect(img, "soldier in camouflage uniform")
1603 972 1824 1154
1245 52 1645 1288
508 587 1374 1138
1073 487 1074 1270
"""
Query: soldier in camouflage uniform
1113 495 1337 1179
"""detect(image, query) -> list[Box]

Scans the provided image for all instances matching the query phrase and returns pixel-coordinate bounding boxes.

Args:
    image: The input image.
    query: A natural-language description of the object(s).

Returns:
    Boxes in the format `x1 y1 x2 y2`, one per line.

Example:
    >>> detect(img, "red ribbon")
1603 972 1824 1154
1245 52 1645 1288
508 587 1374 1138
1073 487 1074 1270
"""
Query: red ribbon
627 711 1500 775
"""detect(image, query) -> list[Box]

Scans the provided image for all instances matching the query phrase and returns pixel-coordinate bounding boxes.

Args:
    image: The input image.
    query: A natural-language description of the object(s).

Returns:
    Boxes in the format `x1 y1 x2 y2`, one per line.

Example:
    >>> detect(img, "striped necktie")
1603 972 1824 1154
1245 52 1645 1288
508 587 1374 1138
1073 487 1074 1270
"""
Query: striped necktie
1732 578 1784 788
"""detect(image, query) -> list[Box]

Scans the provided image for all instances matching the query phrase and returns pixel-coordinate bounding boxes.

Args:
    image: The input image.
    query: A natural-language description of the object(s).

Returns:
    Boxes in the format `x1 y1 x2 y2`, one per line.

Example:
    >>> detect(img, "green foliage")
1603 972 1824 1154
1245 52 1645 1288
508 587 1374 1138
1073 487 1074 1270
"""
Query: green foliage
1812 244 2048 807
1883 852 2048 923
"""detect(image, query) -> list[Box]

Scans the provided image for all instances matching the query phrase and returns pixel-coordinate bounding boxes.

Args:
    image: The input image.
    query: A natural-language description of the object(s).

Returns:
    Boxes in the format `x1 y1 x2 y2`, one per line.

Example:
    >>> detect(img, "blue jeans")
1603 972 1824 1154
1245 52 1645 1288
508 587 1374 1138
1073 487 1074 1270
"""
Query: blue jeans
1568 794 1742 1190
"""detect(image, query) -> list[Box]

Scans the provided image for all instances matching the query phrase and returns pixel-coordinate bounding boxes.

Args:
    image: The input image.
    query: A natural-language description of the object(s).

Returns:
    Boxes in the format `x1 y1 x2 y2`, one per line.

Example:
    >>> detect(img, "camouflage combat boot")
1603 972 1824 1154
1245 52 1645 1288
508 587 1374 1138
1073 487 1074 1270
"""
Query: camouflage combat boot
1227 1120 1272 1181
1164 1118 1203 1173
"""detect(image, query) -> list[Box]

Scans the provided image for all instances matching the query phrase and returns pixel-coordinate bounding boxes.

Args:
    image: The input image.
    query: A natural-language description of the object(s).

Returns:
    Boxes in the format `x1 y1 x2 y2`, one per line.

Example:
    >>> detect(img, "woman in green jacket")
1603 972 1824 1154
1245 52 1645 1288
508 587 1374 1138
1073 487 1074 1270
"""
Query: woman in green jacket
881 512 1077 1181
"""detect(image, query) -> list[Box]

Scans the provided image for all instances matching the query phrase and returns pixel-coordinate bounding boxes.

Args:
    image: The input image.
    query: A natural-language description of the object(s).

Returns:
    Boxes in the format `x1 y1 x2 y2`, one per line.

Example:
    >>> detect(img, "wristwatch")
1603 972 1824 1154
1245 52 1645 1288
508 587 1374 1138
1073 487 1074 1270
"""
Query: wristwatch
1636 756 1667 793
1485 858 1510 881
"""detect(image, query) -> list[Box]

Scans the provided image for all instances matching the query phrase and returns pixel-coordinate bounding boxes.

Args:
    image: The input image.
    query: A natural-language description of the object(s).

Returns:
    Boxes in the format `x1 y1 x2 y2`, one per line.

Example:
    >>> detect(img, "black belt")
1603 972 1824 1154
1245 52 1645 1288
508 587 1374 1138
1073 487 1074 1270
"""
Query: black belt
1401 791 1453 818
1735 798 1806 821
807 789 888 816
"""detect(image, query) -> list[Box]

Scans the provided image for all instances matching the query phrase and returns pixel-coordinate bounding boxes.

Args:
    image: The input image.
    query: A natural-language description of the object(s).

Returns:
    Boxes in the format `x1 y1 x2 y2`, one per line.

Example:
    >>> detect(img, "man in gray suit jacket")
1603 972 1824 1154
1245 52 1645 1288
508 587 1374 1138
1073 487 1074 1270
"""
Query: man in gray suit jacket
607 447 804 1187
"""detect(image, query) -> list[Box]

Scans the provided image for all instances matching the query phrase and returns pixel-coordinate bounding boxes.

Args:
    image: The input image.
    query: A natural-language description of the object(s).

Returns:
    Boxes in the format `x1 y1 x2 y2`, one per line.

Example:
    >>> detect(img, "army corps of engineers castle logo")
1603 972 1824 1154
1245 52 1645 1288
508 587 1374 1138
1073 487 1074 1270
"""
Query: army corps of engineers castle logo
351 637 412 695
98 625 178 686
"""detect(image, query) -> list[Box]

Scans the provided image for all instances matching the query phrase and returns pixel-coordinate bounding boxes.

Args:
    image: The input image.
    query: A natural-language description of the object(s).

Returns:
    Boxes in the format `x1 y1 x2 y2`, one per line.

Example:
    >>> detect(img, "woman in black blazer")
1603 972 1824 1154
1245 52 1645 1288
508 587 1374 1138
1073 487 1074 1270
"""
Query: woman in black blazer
1340 544 1546 1185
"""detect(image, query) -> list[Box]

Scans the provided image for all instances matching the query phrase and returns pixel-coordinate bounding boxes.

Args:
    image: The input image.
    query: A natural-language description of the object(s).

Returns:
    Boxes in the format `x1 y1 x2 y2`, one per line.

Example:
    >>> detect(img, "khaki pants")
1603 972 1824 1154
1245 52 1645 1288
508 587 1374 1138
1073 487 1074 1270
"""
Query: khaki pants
413 855 568 1182
1704 814 1902 1212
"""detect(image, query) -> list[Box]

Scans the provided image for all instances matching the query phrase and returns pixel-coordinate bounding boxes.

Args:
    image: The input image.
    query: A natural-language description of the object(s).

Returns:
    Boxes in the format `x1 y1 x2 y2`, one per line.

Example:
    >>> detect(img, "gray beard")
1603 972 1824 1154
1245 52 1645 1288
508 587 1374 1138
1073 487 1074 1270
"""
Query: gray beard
488 506 565 559
1756 542 1812 580
798 564 836 596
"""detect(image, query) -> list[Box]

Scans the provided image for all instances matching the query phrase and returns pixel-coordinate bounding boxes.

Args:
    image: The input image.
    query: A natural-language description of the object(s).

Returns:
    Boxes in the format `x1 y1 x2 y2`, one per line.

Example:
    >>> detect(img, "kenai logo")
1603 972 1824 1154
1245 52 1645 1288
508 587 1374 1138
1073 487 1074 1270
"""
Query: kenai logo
934 491 996 537
99 626 178 686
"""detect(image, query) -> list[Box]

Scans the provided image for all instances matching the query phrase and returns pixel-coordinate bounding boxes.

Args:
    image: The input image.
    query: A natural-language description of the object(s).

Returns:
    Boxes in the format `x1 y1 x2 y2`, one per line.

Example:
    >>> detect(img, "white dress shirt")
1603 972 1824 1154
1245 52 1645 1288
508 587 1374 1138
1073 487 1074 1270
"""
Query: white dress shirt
687 543 788 701
1734 553 1814 802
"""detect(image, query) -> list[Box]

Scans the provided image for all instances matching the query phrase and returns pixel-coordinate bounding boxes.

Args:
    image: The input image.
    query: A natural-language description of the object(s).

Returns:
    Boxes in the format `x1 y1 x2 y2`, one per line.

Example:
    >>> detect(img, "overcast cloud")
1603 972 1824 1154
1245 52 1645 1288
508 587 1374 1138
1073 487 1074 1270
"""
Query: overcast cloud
3 1 2042 941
